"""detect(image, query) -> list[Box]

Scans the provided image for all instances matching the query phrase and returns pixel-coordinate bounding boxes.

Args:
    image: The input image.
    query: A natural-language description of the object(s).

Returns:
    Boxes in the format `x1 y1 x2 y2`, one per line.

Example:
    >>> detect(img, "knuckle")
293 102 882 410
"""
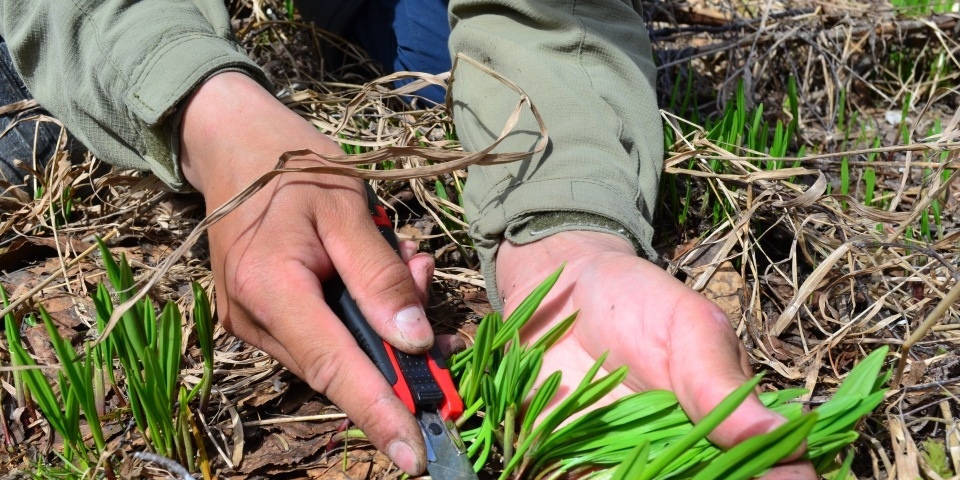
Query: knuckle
687 295 733 331
226 264 272 322
299 346 340 394
361 258 416 304
316 186 366 223
354 391 403 437
230 264 261 300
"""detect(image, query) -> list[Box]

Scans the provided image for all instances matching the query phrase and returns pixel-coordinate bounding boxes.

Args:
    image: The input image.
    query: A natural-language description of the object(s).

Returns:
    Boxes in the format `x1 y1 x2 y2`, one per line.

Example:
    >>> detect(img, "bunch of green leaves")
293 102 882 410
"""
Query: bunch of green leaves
33 182 75 228
91 239 214 468
3 289 105 470
2 240 215 474
451 267 890 479
451 267 580 471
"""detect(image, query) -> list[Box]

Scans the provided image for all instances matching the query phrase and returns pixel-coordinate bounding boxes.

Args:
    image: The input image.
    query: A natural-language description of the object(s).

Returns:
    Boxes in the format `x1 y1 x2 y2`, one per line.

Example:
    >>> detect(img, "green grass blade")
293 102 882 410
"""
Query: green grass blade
495 265 564 349
192 283 215 410
833 346 888 398
4 314 68 437
639 374 763 480
38 306 106 451
521 371 561 438
611 441 650 480
530 311 578 353
693 413 817 480
159 302 182 405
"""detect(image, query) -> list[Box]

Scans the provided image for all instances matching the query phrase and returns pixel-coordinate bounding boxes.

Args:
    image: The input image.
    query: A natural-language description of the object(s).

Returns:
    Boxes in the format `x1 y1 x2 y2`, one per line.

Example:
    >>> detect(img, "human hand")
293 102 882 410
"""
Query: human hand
495 231 816 479
179 72 434 474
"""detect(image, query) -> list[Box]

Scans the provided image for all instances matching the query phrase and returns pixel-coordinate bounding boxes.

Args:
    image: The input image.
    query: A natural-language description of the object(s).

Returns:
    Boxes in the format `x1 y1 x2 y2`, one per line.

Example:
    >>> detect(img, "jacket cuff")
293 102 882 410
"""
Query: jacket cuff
126 36 271 191
468 176 657 312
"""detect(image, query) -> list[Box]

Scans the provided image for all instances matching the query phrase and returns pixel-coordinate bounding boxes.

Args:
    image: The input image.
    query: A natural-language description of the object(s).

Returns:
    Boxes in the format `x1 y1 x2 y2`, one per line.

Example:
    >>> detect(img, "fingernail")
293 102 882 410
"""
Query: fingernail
388 440 421 474
394 305 431 349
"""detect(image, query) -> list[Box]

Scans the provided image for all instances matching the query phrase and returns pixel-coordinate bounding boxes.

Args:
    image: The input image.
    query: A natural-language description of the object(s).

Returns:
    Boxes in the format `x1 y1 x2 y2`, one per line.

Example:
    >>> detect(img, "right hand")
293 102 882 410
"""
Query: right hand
179 72 434 474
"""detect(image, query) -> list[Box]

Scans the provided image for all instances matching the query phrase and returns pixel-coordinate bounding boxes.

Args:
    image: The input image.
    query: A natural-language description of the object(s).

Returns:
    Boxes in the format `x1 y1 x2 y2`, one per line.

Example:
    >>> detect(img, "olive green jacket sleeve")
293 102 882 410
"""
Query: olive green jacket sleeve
0 0 270 191
448 0 663 308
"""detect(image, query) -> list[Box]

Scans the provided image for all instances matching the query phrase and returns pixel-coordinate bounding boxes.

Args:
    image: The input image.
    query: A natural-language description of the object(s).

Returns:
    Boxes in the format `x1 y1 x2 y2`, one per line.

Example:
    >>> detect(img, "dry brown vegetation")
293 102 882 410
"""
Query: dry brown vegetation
0 0 958 478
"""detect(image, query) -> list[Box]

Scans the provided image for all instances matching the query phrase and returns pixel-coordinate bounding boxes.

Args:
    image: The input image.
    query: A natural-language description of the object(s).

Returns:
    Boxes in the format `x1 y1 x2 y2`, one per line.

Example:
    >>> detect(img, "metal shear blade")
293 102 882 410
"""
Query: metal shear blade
417 410 478 480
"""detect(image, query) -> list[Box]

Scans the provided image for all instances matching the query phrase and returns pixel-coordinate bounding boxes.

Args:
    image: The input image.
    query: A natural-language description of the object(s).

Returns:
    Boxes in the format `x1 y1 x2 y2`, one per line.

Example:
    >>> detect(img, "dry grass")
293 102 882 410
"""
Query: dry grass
0 0 958 478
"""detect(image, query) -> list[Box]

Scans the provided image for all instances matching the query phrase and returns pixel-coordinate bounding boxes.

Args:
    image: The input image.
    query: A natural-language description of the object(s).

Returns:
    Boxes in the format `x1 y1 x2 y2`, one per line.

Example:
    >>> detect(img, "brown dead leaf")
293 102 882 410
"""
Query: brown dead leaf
26 235 92 255
0 239 56 273
461 289 493 317
36 293 88 330
398 224 425 242
277 400 342 440
242 384 287 410
304 452 390 480
889 415 922 480
764 269 795 306
668 237 701 261
22 325 61 367
686 261 743 324
0 236 92 276
903 358 929 389
277 382 323 415
239 430 330 474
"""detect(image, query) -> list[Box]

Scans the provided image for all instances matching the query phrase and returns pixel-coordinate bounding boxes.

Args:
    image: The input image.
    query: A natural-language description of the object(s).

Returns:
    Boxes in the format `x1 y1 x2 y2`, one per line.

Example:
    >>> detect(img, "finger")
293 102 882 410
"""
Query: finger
397 240 433 305
406 252 434 307
254 263 427 474
398 239 419 262
318 187 434 353
435 334 467 360
758 459 818 480
668 299 791 450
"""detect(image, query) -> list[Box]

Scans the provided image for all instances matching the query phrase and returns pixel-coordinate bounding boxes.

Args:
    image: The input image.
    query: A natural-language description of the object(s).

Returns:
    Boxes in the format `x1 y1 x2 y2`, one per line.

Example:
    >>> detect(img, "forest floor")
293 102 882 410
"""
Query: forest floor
0 0 959 478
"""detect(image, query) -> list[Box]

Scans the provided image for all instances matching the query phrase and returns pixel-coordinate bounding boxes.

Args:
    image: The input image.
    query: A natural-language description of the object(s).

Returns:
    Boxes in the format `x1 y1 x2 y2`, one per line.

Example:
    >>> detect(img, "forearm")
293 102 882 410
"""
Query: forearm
448 0 663 307
0 0 269 190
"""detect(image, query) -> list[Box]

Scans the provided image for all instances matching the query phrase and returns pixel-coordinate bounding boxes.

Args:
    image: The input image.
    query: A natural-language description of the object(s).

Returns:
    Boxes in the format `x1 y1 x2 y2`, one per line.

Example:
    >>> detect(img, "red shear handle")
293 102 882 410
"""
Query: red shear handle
323 183 465 422
382 341 464 422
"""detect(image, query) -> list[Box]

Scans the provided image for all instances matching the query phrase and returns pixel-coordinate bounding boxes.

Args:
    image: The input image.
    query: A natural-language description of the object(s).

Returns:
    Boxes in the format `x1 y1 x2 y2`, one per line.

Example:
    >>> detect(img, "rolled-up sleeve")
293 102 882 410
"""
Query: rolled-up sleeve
0 0 270 190
448 0 663 306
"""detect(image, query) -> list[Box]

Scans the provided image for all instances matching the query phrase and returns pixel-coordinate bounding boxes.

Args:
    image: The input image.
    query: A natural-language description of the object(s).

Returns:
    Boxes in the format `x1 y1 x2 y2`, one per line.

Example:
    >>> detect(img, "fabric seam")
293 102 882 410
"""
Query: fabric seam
69 0 132 102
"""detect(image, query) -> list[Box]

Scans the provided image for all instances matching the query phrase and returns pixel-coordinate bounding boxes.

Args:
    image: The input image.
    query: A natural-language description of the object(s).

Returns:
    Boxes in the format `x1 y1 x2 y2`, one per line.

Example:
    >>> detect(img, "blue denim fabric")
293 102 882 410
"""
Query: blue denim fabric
345 0 452 104
298 0 452 105
0 39 66 188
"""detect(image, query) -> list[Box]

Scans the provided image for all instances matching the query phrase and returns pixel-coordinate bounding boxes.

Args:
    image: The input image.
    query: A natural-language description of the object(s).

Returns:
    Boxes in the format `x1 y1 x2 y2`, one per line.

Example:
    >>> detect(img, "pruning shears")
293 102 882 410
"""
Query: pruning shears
323 184 478 480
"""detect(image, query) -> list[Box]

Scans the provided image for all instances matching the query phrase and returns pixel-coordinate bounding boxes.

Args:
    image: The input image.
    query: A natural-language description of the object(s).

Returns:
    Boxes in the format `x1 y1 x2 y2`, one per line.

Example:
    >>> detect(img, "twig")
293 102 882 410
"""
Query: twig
649 7 816 39
658 15 958 70
893 278 960 387
900 376 960 394
132 451 195 480
242 413 347 428
852 241 960 283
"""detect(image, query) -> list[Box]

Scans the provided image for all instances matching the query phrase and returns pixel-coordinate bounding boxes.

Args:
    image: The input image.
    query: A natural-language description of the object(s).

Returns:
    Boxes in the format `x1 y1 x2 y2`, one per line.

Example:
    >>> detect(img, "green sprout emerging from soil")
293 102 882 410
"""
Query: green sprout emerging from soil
3 241 216 478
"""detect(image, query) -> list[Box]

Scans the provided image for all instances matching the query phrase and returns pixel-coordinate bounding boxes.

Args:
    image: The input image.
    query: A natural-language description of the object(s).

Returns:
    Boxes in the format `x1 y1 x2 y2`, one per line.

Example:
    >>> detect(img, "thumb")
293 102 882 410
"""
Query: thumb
320 190 434 354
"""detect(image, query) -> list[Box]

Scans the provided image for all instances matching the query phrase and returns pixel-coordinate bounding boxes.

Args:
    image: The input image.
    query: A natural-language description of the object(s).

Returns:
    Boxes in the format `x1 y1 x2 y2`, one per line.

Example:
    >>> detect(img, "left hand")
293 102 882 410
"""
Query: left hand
495 231 816 479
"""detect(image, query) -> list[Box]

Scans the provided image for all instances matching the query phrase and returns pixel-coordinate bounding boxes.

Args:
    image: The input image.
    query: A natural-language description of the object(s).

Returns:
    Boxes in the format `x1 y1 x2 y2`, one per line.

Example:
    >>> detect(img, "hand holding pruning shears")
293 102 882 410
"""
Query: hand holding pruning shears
324 184 477 479
179 72 437 474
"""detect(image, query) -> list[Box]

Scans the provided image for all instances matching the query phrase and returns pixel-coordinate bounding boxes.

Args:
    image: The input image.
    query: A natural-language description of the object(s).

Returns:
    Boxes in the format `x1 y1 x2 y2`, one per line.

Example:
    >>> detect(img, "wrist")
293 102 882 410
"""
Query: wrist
496 231 634 300
178 72 342 203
